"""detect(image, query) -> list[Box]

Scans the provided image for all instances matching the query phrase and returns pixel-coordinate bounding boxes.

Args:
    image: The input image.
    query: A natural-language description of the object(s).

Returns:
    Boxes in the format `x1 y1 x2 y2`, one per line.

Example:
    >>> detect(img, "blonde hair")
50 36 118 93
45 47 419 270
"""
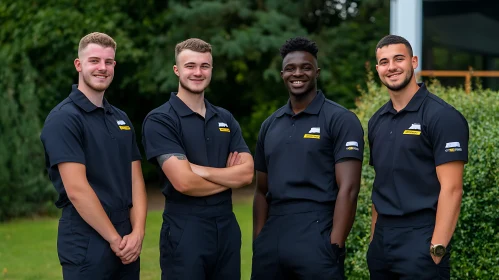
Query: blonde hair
175 38 212 62
78 32 116 56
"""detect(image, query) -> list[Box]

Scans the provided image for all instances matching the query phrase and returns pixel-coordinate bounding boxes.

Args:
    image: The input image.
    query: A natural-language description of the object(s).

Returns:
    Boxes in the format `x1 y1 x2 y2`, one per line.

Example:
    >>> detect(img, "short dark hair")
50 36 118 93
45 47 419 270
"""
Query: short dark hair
375 35 413 57
279 37 318 59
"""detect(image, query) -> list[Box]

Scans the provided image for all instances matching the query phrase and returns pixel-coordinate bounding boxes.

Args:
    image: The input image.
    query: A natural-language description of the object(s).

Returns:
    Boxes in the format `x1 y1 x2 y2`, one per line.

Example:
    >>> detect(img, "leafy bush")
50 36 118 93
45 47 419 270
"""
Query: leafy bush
346 74 499 279
0 51 56 221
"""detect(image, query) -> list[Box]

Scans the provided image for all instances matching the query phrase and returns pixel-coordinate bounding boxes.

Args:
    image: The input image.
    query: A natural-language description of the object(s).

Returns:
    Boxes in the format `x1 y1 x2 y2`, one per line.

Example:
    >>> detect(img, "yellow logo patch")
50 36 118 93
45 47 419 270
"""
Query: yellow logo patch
219 128 230 132
119 126 131 130
304 134 320 139
403 130 421 135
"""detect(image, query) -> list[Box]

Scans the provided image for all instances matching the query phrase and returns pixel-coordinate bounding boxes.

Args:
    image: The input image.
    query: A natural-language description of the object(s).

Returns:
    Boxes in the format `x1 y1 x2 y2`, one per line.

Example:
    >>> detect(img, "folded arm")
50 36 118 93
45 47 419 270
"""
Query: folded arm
190 152 254 188
159 153 229 196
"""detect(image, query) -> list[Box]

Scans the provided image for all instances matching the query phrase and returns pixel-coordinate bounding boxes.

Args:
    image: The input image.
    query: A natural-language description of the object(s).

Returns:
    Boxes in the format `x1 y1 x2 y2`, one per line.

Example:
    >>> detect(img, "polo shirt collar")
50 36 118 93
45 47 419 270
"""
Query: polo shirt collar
276 90 325 117
169 92 218 119
69 84 113 114
380 83 428 115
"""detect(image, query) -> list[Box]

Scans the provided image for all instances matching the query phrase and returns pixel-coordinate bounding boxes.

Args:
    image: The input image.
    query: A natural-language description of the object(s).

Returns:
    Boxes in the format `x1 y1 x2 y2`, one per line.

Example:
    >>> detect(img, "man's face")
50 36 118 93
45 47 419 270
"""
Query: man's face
281 51 320 97
174 50 213 94
74 43 116 93
375 43 418 92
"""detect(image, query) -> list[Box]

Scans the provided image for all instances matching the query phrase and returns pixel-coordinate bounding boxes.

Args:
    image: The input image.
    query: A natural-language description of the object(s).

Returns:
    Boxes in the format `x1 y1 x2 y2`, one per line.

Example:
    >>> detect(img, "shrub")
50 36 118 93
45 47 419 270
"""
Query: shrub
346 75 499 279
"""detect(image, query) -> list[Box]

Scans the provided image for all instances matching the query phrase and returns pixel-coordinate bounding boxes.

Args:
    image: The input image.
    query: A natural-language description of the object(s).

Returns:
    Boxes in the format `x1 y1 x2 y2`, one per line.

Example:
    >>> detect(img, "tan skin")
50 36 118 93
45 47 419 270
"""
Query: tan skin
253 51 362 247
61 44 147 264
373 44 464 264
160 49 254 195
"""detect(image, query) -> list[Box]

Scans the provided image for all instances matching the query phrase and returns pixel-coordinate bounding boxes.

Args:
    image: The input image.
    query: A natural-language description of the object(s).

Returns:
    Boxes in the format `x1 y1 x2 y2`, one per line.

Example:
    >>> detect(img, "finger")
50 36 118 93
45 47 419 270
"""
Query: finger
119 236 128 250
229 151 238 166
226 152 233 167
235 153 242 165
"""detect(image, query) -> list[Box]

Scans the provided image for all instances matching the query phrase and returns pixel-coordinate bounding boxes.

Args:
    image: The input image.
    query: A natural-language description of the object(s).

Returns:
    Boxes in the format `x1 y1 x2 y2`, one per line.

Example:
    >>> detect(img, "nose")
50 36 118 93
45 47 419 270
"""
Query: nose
292 68 303 76
388 61 398 72
97 61 107 71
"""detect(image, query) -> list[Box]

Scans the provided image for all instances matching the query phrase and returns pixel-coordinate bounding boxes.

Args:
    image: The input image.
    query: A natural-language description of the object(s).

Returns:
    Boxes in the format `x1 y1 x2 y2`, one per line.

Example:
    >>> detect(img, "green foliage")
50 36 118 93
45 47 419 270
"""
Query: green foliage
348 76 499 279
0 48 55 221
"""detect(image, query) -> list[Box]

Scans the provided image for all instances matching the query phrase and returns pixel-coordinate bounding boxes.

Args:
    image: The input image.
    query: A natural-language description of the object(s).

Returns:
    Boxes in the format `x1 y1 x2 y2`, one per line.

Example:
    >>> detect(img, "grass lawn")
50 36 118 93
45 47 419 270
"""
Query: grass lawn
0 202 253 280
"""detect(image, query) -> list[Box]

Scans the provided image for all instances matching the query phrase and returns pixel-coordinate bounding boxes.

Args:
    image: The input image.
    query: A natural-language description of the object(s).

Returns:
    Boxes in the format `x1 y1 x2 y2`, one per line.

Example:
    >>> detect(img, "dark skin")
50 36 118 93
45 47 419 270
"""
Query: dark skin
253 51 362 247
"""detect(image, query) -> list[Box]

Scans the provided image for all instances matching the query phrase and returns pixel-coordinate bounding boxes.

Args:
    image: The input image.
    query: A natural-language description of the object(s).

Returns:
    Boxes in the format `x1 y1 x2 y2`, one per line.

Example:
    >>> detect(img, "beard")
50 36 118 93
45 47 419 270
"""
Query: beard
382 68 413 91
82 72 113 92
179 79 206 95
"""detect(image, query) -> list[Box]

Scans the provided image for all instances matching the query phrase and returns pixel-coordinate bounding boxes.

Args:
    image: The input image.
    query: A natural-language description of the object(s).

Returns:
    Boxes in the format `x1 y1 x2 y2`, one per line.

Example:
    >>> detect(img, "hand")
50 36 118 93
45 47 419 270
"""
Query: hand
109 235 123 256
116 230 144 265
431 254 442 265
226 152 242 167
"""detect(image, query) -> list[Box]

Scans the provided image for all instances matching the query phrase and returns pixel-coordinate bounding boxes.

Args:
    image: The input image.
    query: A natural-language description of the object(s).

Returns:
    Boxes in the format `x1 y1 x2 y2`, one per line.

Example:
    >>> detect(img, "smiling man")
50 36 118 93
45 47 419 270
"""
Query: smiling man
142 38 254 280
251 37 364 280
40 32 147 279
367 35 469 279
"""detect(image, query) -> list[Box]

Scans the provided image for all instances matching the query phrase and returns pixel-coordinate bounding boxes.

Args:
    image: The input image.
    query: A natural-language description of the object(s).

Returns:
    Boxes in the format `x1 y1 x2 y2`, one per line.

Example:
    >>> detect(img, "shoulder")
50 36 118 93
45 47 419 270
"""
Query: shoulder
423 92 467 124
322 98 361 124
143 102 176 123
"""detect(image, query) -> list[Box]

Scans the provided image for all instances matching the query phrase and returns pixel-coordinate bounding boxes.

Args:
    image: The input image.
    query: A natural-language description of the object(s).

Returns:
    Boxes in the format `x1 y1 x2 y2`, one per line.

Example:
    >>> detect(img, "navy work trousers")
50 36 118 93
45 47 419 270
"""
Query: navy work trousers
367 210 450 280
160 202 241 280
58 205 139 280
251 205 344 280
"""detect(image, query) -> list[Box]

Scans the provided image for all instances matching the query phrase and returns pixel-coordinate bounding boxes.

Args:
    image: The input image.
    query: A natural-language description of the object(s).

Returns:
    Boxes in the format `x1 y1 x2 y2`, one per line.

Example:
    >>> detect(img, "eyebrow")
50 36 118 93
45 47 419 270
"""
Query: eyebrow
378 54 406 62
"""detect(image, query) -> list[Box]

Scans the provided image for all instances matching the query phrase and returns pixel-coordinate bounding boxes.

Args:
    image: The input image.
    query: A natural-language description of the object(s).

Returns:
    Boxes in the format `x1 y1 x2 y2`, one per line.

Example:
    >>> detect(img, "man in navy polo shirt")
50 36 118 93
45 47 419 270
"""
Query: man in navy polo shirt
142 38 254 280
40 32 147 279
251 37 364 279
367 35 469 279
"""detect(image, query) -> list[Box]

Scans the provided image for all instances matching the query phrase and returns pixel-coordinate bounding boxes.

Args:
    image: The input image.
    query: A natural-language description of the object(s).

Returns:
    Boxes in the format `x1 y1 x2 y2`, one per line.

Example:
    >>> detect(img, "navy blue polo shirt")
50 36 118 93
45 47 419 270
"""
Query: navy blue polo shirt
40 85 142 210
368 83 469 216
254 90 364 207
142 92 250 206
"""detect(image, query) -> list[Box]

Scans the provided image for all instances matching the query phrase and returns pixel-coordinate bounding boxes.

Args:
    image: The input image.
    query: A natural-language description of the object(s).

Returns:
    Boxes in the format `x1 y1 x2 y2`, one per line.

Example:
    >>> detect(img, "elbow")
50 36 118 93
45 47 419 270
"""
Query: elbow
339 183 361 200
235 170 254 188
171 181 190 194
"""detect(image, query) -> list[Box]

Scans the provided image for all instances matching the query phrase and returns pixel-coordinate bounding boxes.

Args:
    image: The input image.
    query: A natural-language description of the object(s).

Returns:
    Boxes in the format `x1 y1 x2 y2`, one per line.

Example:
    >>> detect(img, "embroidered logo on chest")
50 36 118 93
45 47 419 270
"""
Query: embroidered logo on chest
403 123 421 135
304 127 320 139
218 122 230 132
116 120 130 130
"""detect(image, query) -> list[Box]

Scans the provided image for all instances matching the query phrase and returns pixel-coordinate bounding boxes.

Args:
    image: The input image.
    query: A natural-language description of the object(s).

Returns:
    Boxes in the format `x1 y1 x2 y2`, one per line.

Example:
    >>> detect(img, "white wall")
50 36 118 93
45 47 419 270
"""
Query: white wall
390 0 423 72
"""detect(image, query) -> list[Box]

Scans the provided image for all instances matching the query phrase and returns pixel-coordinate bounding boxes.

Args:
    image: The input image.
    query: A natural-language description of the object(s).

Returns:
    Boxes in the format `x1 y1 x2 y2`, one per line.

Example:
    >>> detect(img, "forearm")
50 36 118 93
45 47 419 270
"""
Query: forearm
68 185 120 243
431 186 463 246
253 190 269 240
130 181 147 236
330 186 359 246
191 163 254 188
181 175 229 197
370 204 378 242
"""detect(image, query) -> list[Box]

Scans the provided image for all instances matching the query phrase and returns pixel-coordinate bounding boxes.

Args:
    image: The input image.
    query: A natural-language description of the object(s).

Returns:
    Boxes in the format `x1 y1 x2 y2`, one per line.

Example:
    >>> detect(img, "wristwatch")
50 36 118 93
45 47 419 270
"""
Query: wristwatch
430 244 446 257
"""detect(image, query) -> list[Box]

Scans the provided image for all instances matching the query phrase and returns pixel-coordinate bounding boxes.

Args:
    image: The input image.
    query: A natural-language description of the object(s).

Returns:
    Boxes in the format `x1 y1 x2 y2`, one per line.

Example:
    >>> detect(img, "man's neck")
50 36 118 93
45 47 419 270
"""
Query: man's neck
289 89 317 114
77 82 104 107
177 88 206 117
388 81 420 112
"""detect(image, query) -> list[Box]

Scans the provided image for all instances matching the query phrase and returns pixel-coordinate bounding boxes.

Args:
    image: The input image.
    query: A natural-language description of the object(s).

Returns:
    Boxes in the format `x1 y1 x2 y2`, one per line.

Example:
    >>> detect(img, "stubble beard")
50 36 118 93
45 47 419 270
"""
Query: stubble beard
382 67 414 92
179 79 206 95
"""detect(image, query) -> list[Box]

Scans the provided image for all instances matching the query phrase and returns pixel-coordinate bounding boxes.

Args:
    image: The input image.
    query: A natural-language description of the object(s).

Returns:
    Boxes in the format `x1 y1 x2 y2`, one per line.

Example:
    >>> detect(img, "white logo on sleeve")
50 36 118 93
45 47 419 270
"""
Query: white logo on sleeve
445 142 462 152
116 120 126 125
218 122 228 128
308 127 320 134
346 141 359 151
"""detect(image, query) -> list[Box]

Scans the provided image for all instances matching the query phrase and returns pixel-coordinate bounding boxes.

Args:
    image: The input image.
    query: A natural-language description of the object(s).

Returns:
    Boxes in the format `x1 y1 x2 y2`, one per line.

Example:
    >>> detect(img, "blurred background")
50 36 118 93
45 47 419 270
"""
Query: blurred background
1 0 498 279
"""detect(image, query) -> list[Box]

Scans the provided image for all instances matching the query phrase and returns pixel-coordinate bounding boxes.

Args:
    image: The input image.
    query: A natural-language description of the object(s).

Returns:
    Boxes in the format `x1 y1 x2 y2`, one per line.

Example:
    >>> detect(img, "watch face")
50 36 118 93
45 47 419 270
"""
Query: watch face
434 245 446 257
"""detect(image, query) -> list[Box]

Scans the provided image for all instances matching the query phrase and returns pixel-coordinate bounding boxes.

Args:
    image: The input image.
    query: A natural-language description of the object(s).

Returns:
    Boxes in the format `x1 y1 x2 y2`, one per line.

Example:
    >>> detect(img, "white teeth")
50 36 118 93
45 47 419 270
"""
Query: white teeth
292 81 303 84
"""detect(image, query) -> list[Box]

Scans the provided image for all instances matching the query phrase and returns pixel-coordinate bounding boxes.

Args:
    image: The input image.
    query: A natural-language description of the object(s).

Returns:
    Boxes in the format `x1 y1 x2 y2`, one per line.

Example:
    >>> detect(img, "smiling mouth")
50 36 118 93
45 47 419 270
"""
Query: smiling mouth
94 75 108 79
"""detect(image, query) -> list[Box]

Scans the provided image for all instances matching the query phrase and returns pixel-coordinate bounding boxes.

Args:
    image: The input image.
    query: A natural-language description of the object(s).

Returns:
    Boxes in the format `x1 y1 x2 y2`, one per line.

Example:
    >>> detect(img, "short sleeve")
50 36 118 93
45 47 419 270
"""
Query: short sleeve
429 108 469 166
331 111 365 163
229 114 251 154
40 111 85 167
142 113 185 164
254 120 269 173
